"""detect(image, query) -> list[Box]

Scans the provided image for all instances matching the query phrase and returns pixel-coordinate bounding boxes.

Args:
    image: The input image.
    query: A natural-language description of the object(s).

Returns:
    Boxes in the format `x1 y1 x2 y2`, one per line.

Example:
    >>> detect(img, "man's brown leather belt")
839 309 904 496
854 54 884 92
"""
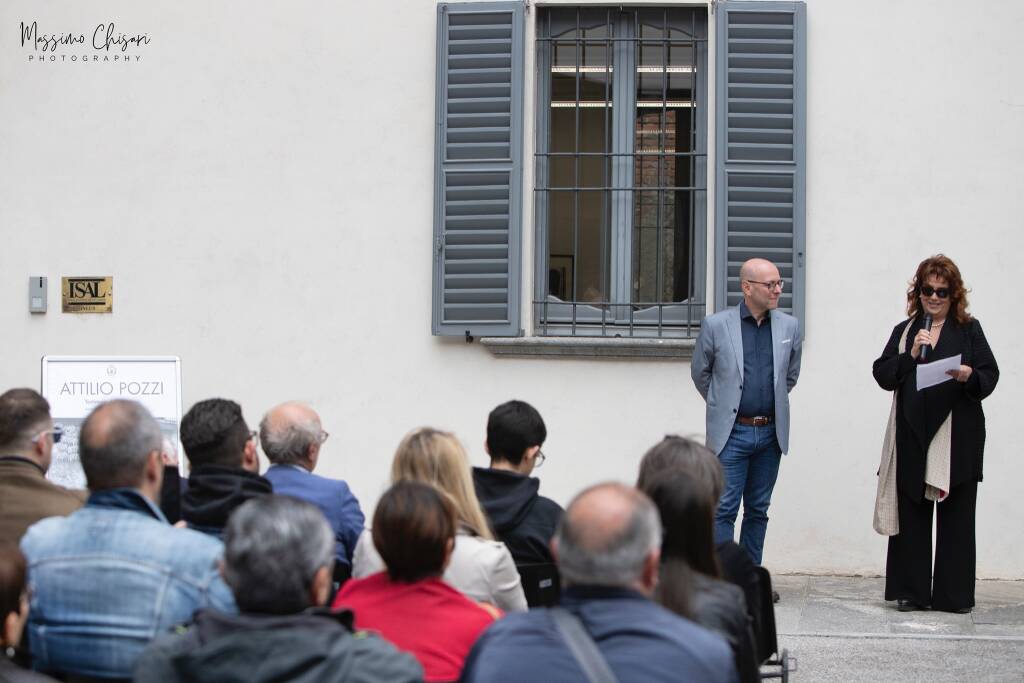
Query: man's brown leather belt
736 415 774 426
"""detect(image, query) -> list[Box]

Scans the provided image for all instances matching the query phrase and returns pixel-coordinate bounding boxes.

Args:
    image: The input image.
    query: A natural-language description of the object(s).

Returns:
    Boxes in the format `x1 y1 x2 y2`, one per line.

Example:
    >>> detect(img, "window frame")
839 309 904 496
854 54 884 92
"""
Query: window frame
430 1 806 343
531 6 710 339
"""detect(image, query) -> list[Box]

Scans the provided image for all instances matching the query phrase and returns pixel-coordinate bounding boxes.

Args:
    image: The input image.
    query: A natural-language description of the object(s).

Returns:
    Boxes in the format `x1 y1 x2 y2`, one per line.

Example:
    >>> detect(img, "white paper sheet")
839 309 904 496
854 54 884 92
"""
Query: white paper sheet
916 354 962 390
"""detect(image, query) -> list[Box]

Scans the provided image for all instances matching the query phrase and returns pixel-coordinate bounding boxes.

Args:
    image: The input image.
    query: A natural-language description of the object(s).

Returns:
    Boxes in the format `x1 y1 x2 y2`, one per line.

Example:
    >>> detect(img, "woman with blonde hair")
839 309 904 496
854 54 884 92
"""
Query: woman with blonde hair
352 428 527 612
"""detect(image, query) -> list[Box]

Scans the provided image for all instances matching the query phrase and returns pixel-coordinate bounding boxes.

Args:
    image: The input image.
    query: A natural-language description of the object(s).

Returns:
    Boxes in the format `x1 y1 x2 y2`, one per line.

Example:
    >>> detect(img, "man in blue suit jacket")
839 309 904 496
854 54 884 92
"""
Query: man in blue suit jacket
691 258 802 566
260 402 364 581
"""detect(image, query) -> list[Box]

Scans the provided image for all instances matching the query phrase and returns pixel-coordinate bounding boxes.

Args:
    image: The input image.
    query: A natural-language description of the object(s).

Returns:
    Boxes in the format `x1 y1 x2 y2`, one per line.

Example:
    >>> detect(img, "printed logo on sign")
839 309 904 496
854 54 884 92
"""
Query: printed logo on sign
62 277 113 314
20 21 151 65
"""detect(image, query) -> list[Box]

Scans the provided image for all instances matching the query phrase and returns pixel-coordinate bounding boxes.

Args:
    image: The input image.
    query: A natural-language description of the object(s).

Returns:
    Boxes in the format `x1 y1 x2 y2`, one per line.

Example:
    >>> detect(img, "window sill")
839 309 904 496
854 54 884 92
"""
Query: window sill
480 336 695 359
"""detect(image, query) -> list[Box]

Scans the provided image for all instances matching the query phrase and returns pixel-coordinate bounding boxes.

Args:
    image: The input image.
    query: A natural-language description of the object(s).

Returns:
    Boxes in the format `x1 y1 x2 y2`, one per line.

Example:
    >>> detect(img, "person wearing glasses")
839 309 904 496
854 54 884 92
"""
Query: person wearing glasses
179 398 272 538
872 255 998 613
0 388 85 545
472 400 563 568
691 258 802 573
260 401 365 583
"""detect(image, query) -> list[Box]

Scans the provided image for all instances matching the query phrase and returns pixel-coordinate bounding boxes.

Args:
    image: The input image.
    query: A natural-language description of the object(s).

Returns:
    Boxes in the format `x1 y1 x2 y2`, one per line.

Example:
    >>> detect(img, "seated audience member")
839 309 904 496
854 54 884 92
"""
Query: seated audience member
334 481 498 682
0 542 58 682
0 389 85 545
260 402 364 580
637 436 763 636
472 400 563 565
179 398 272 537
135 496 421 683
461 483 736 683
352 428 527 612
642 470 759 683
20 400 235 681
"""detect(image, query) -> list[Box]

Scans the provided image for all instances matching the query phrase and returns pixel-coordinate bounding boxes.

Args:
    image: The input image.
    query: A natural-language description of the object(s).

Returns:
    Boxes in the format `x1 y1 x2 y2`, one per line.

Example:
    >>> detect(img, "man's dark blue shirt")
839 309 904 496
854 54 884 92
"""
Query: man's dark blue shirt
737 300 775 417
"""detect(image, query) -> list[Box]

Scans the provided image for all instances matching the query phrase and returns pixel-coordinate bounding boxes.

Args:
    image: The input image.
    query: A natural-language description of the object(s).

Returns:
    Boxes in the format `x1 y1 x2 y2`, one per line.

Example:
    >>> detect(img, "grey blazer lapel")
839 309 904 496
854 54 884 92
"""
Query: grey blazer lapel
770 309 787 385
727 306 744 380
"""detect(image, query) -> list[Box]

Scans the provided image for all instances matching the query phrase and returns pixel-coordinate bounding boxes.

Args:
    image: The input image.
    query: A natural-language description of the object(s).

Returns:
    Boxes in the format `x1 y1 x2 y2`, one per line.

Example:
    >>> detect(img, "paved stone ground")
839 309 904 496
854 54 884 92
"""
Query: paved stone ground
762 575 1024 682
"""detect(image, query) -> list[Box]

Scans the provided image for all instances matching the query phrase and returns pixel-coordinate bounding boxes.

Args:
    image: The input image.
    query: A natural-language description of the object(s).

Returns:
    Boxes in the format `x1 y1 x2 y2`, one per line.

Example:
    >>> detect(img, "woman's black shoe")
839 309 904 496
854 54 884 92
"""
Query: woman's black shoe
897 599 925 612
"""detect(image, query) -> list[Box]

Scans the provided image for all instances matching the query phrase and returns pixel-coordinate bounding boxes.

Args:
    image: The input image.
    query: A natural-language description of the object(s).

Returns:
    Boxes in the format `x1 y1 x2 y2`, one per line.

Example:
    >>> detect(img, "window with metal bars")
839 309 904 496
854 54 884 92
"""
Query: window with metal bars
535 7 708 338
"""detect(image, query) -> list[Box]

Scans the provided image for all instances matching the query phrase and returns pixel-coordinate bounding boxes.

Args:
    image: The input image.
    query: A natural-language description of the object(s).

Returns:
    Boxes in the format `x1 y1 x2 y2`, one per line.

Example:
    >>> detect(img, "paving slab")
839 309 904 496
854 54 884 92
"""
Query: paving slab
775 634 1024 683
765 575 1024 681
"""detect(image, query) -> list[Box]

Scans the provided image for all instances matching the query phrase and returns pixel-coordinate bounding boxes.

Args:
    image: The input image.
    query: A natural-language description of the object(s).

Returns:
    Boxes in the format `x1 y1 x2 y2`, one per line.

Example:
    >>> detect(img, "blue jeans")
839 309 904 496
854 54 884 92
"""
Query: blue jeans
714 422 782 565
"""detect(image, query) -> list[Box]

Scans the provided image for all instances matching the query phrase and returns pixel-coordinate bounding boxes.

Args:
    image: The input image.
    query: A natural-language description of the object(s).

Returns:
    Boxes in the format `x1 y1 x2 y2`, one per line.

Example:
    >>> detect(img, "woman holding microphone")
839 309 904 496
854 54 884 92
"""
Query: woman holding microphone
872 255 998 613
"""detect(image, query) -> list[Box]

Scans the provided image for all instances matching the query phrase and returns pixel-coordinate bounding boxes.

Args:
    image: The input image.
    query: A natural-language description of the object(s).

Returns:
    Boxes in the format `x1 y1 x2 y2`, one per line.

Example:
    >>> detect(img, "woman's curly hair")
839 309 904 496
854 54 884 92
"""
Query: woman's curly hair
906 254 972 324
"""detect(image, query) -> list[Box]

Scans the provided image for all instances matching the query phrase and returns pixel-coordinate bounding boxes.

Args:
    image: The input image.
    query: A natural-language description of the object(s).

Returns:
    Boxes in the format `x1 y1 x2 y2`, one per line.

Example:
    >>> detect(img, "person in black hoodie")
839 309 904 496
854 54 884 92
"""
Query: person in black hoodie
472 400 563 566
179 398 272 537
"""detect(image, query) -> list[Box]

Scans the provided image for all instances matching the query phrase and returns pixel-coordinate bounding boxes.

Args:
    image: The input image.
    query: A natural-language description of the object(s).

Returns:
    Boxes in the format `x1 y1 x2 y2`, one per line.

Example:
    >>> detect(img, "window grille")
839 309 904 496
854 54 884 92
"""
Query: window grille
534 7 708 338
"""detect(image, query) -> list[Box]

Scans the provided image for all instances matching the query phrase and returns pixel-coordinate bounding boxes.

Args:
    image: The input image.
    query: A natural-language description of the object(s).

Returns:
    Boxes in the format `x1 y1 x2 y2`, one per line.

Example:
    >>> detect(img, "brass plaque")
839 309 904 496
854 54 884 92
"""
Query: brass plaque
62 277 113 313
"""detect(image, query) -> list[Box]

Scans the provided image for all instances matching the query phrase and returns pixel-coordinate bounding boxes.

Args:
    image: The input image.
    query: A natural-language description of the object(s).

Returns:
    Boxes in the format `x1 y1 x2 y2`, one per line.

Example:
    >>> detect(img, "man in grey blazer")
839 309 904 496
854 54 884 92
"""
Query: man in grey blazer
691 258 802 566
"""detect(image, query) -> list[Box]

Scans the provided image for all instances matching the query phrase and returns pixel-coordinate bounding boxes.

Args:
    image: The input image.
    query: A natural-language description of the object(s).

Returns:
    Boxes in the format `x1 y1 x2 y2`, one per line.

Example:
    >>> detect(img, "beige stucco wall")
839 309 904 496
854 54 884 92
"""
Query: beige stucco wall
1 0 1021 577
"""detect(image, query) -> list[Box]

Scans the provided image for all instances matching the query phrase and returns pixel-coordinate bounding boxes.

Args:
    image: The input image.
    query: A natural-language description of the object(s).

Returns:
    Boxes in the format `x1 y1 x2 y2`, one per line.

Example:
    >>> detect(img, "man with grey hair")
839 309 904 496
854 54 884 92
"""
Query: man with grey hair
261 401 364 580
461 482 737 682
134 496 422 683
20 399 235 680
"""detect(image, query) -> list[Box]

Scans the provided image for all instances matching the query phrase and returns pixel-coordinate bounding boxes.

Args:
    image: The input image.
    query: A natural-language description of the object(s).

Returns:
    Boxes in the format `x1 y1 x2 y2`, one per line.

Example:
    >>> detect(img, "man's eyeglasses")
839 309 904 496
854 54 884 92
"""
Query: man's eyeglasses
534 449 546 468
318 430 329 444
32 425 64 444
249 430 259 444
920 285 950 299
744 279 785 291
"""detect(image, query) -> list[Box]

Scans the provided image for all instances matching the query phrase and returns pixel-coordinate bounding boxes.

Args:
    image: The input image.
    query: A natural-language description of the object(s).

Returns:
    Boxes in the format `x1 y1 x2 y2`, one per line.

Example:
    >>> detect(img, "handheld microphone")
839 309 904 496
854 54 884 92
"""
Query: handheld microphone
920 314 933 361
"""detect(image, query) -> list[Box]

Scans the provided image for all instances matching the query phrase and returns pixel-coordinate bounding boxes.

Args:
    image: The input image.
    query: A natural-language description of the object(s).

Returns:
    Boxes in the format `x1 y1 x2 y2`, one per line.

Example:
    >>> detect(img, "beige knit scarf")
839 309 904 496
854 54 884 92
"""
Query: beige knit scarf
874 320 952 536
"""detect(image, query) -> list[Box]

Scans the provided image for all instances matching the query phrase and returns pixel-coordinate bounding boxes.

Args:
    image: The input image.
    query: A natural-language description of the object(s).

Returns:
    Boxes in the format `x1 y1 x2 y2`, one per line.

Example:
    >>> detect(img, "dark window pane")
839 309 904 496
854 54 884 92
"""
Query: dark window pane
547 58 611 302
633 109 693 303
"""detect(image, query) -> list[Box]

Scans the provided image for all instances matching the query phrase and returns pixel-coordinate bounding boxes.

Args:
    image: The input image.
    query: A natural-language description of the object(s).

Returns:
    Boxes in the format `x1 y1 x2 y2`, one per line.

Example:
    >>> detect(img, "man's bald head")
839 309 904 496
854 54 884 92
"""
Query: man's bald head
80 400 163 491
554 482 662 590
739 258 783 318
739 258 779 282
259 402 323 469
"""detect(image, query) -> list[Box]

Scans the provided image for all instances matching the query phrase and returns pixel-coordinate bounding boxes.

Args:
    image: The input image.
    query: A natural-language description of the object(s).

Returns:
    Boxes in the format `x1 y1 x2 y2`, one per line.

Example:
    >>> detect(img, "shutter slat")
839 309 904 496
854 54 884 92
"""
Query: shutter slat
446 214 509 225
448 54 513 67
716 2 806 323
443 288 510 304
447 130 513 144
448 67 513 85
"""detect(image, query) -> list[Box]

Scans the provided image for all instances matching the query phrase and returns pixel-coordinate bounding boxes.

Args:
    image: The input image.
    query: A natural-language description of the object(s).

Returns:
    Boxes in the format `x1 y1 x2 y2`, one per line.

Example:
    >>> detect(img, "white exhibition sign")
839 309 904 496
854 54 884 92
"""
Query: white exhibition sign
41 356 182 488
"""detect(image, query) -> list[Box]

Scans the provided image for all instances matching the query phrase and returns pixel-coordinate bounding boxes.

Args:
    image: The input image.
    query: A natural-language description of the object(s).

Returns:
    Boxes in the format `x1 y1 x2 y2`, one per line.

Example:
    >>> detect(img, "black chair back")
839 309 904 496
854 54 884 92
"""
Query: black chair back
516 562 561 607
752 565 778 663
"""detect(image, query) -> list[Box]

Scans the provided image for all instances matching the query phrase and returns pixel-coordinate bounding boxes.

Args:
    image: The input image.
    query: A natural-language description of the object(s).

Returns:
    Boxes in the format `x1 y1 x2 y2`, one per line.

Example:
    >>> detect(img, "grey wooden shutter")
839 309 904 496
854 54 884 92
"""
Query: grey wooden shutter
432 2 525 337
715 1 806 323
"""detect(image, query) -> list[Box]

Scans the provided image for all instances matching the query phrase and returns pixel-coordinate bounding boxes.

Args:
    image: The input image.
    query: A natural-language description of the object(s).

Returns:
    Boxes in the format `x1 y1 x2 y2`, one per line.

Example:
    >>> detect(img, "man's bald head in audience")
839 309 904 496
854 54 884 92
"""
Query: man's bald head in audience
80 400 164 494
552 482 662 594
259 402 324 471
